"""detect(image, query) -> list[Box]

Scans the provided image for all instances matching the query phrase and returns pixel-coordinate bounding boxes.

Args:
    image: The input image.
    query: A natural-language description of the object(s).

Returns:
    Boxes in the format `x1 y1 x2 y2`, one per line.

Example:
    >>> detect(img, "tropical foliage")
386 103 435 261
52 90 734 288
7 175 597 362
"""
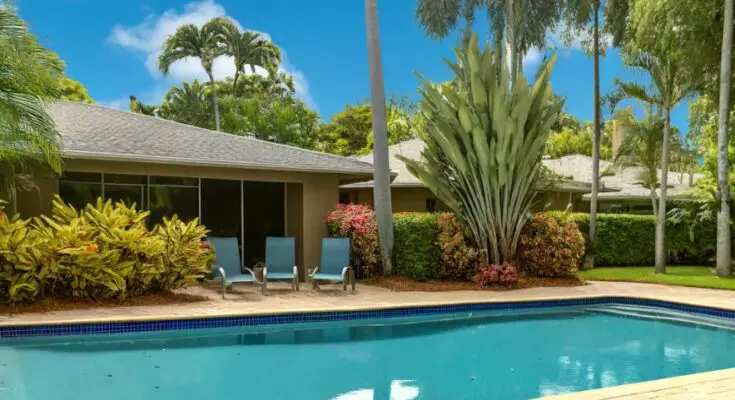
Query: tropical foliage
0 196 213 304
437 212 479 281
59 77 94 104
518 213 585 277
401 34 563 264
393 212 441 280
473 263 519 287
326 204 380 278
0 6 64 208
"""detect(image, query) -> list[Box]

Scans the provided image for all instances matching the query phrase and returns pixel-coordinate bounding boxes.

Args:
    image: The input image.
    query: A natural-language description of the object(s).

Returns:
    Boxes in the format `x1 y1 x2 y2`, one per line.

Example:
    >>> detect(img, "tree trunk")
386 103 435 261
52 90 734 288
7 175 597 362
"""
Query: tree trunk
655 109 671 274
365 0 394 274
716 0 733 277
232 71 240 93
207 71 221 132
589 0 601 268
506 0 517 82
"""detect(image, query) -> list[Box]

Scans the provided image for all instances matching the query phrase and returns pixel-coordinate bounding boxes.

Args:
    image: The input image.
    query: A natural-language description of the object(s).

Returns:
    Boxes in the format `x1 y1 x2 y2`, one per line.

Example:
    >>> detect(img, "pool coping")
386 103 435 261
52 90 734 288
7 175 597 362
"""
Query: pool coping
3 294 735 339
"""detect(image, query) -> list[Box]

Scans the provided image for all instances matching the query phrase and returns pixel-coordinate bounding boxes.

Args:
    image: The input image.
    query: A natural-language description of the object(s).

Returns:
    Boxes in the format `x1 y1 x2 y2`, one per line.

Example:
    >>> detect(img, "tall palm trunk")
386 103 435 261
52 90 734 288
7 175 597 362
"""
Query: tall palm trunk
365 0 394 274
716 0 733 277
207 71 221 132
655 109 671 274
506 0 518 82
588 0 601 269
232 71 240 93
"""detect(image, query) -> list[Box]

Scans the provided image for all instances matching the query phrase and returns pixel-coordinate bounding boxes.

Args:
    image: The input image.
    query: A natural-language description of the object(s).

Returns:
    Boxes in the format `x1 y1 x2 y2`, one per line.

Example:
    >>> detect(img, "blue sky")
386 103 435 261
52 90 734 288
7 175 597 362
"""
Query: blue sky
19 0 688 132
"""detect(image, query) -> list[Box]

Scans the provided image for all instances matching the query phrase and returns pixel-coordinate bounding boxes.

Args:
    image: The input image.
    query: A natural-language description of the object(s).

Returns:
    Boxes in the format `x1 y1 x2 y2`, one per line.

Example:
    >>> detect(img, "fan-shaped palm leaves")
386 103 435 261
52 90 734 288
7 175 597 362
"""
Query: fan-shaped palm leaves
0 6 64 211
613 112 665 213
608 51 695 274
400 33 562 264
158 18 230 131
219 22 281 92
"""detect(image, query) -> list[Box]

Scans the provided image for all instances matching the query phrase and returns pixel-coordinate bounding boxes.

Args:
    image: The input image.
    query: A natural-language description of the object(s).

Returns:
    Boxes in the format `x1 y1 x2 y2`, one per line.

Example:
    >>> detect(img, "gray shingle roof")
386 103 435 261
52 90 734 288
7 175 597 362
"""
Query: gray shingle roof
51 101 374 175
342 138 592 192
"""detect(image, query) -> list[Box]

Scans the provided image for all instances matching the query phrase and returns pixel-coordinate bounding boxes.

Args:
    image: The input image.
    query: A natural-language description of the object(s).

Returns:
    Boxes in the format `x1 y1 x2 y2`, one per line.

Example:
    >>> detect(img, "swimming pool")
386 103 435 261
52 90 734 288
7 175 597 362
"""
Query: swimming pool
2 300 735 399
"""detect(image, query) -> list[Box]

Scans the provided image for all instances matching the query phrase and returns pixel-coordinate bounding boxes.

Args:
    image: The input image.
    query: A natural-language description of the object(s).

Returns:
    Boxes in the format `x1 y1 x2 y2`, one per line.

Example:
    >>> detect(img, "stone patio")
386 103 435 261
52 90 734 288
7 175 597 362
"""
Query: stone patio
2 280 735 399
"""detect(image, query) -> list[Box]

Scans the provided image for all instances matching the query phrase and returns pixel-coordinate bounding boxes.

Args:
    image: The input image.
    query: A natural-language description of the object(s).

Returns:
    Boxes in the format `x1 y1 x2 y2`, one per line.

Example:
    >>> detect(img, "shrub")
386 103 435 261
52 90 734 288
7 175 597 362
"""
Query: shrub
326 204 380 277
473 263 519 286
437 213 479 281
518 213 585 277
0 196 212 304
393 213 441 280
544 211 724 266
0 211 45 303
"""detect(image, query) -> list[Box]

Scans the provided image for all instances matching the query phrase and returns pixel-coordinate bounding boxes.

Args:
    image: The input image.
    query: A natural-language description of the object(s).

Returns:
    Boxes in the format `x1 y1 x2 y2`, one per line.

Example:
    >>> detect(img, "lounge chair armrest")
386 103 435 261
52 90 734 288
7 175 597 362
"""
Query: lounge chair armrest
293 265 298 277
310 266 320 277
262 267 268 278
218 267 226 281
243 266 264 285
341 266 350 281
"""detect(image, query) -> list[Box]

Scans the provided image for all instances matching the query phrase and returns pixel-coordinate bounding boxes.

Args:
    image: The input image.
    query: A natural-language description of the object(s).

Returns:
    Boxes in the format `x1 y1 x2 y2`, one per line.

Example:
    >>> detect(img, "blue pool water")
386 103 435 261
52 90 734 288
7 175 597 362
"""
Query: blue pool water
2 306 735 399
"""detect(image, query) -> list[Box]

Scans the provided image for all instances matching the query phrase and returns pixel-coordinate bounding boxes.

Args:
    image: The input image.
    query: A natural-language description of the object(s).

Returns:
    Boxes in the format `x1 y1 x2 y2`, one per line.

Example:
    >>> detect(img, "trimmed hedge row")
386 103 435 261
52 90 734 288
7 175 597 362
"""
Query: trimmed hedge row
393 213 441 280
545 211 719 266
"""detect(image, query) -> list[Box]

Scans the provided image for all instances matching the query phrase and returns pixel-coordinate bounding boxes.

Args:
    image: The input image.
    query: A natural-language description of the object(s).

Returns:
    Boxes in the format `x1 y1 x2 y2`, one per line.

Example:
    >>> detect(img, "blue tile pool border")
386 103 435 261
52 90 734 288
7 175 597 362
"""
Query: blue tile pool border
3 296 735 339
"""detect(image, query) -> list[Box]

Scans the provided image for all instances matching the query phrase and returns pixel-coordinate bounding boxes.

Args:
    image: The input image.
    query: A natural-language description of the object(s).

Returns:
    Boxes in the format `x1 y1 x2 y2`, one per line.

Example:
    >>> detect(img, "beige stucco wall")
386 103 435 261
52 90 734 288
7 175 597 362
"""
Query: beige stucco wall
342 186 581 213
22 158 342 280
342 186 441 213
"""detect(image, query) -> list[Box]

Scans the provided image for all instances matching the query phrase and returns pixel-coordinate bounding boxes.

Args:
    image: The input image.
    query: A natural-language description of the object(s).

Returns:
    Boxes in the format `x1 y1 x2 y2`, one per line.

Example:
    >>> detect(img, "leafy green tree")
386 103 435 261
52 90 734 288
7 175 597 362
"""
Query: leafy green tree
59 77 94 104
401 34 563 264
219 22 281 92
128 96 156 116
609 51 696 274
546 125 613 160
0 6 64 212
157 81 211 128
158 18 230 131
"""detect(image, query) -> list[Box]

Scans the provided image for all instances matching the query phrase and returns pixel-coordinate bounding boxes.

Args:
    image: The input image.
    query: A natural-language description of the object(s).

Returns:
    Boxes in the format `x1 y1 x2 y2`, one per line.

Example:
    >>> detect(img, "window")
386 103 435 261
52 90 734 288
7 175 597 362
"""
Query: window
104 174 146 208
426 198 437 212
339 191 351 204
148 177 199 225
58 172 102 210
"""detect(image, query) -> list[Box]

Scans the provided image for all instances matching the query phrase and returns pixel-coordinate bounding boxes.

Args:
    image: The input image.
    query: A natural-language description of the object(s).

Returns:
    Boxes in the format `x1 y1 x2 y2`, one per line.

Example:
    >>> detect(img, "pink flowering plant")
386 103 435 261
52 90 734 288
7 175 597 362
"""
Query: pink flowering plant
473 263 519 287
326 204 380 277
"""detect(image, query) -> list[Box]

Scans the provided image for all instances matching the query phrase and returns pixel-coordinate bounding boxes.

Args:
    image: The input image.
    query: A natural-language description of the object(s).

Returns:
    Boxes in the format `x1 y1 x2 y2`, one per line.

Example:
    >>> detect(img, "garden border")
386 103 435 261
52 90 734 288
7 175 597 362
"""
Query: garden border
2 296 735 339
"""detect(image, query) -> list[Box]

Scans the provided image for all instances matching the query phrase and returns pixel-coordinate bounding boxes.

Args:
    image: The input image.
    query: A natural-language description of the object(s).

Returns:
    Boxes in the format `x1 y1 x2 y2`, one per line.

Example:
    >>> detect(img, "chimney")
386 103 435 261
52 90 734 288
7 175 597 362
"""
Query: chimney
612 120 629 158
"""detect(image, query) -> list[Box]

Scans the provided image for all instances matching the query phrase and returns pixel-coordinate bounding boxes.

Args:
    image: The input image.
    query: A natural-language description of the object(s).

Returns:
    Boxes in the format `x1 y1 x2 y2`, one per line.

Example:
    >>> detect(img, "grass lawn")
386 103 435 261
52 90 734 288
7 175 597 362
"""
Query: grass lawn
578 266 735 290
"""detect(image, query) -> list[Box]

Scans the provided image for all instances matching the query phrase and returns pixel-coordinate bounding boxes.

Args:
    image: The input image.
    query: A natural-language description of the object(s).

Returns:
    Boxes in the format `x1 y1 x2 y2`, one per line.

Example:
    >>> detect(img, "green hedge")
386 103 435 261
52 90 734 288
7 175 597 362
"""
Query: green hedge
544 211 718 266
393 213 441 280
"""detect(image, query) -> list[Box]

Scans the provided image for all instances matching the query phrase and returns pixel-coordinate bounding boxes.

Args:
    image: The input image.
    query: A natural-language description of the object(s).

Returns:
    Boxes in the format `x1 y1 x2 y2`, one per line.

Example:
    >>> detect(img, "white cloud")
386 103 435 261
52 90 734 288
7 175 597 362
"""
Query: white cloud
97 97 130 111
108 0 317 109
522 47 544 68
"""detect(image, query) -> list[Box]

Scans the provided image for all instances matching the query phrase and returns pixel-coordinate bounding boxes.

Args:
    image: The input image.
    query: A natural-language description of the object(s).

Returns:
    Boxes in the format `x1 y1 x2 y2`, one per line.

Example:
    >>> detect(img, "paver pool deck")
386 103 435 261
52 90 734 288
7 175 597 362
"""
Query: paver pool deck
2 280 735 399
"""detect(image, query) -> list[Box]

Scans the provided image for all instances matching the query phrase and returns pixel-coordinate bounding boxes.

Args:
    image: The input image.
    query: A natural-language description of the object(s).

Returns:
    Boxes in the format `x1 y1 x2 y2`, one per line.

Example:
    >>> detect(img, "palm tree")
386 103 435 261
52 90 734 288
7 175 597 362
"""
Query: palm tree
219 22 281 92
716 0 733 277
415 0 563 82
128 96 156 116
0 6 64 213
158 18 229 131
365 0 394 274
614 113 665 214
157 81 211 128
609 52 695 274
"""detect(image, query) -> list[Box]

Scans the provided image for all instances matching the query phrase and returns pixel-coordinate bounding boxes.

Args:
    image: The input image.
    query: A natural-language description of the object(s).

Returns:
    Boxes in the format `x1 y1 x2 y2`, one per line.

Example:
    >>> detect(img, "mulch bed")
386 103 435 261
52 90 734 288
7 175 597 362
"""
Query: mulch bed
0 292 208 315
364 275 585 292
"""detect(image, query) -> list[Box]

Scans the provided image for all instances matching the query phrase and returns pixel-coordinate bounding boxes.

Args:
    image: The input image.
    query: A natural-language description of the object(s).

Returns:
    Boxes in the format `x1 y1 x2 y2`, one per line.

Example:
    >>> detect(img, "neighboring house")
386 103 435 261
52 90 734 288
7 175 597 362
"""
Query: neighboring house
17 101 375 279
339 139 592 213
544 154 702 214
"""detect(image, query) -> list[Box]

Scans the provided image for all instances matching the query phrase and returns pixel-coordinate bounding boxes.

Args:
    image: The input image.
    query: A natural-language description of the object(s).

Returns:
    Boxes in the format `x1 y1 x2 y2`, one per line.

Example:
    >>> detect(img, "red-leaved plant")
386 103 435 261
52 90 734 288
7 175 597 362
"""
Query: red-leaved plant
473 263 519 287
437 213 479 281
518 213 585 277
326 204 380 277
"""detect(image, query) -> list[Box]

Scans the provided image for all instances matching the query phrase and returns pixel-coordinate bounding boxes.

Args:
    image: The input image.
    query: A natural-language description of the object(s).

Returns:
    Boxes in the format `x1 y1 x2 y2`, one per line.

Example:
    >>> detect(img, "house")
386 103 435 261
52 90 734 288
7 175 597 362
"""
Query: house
544 154 702 214
340 139 701 214
339 139 593 212
17 101 375 279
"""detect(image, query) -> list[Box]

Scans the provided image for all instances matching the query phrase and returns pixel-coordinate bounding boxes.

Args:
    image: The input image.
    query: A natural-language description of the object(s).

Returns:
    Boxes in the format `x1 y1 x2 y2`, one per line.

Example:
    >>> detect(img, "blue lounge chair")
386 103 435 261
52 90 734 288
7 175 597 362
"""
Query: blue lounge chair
264 236 299 291
310 237 354 291
209 236 263 298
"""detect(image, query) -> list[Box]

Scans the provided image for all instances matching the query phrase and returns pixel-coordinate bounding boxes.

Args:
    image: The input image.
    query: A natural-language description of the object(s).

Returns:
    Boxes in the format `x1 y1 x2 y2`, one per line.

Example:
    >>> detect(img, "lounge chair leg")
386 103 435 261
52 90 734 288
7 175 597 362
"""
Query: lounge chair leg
222 282 226 299
262 279 267 294
351 269 356 292
295 277 300 291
